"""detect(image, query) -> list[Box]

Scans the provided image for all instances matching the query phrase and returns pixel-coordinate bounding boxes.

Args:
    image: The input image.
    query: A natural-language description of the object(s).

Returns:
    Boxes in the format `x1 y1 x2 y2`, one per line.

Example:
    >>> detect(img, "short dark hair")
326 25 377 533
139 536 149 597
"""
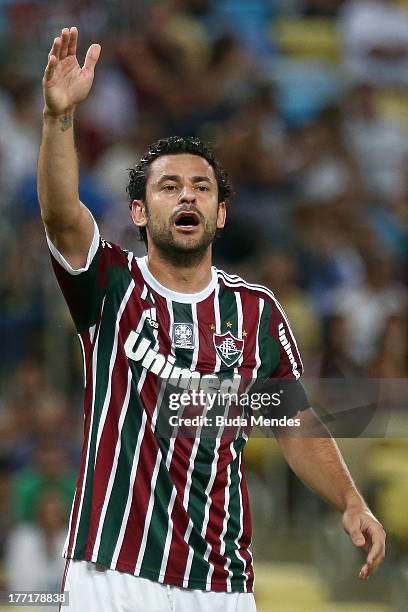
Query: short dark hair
126 136 232 247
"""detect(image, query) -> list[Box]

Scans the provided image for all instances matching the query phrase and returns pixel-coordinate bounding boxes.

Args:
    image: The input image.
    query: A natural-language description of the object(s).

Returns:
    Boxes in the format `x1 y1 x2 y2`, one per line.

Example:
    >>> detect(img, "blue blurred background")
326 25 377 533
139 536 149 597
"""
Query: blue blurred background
1 1 408 610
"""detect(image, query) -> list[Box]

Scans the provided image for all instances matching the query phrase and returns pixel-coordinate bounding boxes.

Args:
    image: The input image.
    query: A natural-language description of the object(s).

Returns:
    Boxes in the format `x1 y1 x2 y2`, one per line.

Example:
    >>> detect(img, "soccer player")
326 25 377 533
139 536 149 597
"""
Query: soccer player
38 27 386 612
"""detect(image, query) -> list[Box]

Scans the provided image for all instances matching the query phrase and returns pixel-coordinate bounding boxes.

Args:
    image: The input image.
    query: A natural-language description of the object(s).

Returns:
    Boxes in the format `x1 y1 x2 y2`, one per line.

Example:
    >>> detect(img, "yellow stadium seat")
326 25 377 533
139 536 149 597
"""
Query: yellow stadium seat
272 18 340 62
377 92 408 130
375 480 408 544
243 436 283 474
364 440 408 482
324 604 392 612
254 562 329 612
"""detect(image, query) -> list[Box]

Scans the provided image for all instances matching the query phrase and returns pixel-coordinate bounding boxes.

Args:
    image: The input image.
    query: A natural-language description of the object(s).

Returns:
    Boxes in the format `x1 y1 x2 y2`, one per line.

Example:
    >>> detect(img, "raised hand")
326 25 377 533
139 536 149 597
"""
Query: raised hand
43 27 101 116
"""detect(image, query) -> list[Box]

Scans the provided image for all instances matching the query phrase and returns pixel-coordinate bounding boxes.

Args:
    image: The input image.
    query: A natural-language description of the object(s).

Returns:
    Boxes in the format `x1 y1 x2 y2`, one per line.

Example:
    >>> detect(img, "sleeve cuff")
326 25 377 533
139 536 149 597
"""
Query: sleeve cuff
46 218 100 276
249 379 310 419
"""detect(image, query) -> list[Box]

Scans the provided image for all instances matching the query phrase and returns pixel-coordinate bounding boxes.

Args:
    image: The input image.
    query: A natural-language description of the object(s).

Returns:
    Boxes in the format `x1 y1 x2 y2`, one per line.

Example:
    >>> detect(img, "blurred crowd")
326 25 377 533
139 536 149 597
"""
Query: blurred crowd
1 0 408 605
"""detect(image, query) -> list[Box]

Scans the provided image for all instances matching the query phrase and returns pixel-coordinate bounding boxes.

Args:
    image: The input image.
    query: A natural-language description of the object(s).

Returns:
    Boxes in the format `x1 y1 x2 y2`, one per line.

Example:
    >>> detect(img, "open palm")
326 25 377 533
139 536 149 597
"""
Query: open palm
43 27 101 115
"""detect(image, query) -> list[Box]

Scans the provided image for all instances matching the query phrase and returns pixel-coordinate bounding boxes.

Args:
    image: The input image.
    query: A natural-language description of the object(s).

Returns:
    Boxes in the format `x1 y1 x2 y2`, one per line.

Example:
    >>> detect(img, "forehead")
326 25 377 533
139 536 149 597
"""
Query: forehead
147 153 216 183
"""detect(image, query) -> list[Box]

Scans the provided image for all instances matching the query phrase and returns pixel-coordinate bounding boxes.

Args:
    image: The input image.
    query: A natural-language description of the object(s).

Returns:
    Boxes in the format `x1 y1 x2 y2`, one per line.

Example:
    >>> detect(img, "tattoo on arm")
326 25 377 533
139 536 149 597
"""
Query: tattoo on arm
59 113 73 132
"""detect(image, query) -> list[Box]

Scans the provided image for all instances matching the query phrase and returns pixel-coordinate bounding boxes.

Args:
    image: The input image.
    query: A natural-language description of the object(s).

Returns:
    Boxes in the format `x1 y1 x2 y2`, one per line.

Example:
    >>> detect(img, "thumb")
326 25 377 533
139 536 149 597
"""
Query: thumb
83 43 101 72
349 527 366 547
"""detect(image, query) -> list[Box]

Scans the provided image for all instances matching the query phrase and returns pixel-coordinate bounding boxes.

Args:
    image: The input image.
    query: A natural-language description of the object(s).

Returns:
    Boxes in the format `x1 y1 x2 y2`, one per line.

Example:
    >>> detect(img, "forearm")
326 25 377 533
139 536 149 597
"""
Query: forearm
276 407 368 513
280 434 367 513
37 108 81 230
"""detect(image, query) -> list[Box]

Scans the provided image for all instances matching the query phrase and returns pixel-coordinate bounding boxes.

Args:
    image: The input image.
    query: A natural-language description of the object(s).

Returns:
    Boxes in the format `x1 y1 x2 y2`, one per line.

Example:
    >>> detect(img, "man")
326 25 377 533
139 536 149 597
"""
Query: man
38 27 386 612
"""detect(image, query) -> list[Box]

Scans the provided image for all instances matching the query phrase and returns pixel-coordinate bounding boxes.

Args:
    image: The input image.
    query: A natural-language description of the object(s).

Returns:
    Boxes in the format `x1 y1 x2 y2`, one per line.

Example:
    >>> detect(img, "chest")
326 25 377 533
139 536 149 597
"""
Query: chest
108 284 279 379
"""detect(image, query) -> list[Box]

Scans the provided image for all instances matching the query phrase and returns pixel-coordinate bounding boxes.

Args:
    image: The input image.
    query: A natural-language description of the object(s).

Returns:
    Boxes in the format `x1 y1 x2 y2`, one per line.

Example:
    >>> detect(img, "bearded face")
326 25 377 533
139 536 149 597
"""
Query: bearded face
132 153 226 265
146 202 219 264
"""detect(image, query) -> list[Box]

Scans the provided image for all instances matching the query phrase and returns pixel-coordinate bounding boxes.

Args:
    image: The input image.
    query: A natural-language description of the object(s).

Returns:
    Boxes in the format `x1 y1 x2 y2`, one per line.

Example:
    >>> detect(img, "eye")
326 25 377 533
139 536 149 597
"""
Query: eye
196 184 210 192
163 184 177 192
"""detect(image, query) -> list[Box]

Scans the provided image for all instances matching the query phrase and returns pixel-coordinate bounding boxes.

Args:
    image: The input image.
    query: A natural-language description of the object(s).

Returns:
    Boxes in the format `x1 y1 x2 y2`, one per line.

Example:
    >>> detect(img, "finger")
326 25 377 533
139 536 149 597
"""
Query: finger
359 562 370 580
359 553 384 580
49 37 61 62
44 54 57 82
358 541 386 580
68 26 78 56
366 529 386 567
59 27 70 60
367 540 384 566
83 43 101 72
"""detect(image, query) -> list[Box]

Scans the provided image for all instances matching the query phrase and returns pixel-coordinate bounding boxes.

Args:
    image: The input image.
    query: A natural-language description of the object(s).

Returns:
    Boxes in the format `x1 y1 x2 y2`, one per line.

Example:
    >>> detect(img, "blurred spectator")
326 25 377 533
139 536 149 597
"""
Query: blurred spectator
320 314 364 377
211 0 274 57
11 442 76 523
80 63 137 145
339 0 408 88
289 106 356 203
368 196 408 259
0 2 47 84
117 0 211 128
216 84 288 190
342 83 408 198
95 116 162 251
0 80 41 204
292 204 365 313
2 361 50 462
202 34 258 113
280 0 345 16
5 490 67 591
388 179 408 261
0 459 12 563
257 251 322 368
302 0 345 16
0 220 49 373
330 252 408 369
370 313 408 377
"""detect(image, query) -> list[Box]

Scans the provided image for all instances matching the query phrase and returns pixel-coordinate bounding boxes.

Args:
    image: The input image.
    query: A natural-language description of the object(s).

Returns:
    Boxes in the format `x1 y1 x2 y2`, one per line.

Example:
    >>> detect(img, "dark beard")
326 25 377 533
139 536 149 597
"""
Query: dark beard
147 214 218 267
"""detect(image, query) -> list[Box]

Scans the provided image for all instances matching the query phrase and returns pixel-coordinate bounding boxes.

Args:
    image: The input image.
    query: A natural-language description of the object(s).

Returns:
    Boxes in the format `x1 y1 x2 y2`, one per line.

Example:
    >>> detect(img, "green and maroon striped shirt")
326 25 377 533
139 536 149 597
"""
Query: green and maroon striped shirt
48 223 303 593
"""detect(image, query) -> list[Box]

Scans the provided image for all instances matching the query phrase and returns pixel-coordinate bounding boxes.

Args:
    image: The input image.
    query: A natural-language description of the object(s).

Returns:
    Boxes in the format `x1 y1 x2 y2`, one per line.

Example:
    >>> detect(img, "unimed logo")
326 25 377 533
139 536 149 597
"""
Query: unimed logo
278 322 301 380
124 329 241 393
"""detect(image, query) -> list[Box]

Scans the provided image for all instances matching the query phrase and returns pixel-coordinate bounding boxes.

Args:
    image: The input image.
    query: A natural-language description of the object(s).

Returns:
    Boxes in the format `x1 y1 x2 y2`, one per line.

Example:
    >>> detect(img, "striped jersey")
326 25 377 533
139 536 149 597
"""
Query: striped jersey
48 222 303 594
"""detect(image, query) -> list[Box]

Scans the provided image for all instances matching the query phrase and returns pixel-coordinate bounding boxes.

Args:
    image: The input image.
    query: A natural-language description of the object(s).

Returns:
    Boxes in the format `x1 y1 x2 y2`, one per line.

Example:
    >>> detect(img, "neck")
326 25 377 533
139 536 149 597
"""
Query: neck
146 244 213 293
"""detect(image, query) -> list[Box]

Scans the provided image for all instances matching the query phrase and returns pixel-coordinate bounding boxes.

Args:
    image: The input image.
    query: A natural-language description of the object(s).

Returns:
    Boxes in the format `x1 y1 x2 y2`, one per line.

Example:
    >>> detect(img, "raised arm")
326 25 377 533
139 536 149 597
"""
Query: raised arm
38 27 101 269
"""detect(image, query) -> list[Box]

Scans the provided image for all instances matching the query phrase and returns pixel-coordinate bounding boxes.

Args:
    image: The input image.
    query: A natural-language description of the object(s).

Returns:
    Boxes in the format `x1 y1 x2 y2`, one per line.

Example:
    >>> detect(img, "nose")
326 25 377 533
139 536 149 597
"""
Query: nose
178 184 196 205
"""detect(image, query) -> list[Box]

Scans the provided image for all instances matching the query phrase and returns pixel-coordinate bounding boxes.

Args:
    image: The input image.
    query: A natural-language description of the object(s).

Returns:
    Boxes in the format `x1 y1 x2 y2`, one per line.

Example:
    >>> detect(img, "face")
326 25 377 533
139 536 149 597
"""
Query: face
131 154 226 262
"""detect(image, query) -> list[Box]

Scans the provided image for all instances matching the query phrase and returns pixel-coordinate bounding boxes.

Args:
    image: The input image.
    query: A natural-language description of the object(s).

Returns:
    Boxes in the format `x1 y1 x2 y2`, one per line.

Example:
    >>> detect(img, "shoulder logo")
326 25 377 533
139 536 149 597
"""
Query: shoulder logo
213 331 244 367
278 322 301 379
173 323 195 350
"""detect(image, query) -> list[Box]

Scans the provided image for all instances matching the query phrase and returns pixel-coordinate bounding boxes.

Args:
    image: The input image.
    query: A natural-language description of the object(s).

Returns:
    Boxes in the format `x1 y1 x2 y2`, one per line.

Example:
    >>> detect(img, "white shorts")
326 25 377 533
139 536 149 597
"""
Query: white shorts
62 559 257 612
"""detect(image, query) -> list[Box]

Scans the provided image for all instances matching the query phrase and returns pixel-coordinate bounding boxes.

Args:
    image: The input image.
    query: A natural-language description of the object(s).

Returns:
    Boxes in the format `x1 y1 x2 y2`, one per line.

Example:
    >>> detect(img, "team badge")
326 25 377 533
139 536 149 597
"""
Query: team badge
213 331 244 367
173 323 195 350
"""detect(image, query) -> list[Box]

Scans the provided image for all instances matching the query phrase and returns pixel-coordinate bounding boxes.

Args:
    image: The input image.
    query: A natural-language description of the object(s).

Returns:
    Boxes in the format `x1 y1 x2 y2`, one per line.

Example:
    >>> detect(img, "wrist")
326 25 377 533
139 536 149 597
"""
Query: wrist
343 490 369 514
43 106 75 120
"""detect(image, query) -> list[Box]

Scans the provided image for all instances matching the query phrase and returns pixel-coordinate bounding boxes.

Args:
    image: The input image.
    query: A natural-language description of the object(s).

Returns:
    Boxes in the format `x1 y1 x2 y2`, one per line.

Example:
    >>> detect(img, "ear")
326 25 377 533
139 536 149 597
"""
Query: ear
217 201 227 229
131 200 148 228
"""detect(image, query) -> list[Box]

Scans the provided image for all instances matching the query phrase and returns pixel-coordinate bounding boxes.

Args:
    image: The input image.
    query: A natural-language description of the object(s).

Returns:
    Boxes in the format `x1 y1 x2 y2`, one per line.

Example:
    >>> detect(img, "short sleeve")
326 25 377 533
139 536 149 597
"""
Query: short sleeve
268 299 303 381
258 298 310 417
47 220 129 332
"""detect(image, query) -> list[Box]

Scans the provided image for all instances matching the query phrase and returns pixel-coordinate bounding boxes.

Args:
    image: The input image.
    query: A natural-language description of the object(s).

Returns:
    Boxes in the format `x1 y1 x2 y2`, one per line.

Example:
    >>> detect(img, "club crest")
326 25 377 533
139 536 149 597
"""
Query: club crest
173 323 195 350
213 331 244 367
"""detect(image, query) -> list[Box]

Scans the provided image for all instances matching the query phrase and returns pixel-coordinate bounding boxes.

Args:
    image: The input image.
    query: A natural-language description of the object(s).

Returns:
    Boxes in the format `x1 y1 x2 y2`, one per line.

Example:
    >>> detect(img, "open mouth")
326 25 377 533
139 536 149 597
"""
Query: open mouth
174 211 200 228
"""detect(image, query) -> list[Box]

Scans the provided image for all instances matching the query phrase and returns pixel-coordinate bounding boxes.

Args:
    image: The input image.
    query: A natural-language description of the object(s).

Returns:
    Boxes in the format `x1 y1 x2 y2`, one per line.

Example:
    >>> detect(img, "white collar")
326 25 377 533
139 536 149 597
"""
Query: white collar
137 256 217 303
